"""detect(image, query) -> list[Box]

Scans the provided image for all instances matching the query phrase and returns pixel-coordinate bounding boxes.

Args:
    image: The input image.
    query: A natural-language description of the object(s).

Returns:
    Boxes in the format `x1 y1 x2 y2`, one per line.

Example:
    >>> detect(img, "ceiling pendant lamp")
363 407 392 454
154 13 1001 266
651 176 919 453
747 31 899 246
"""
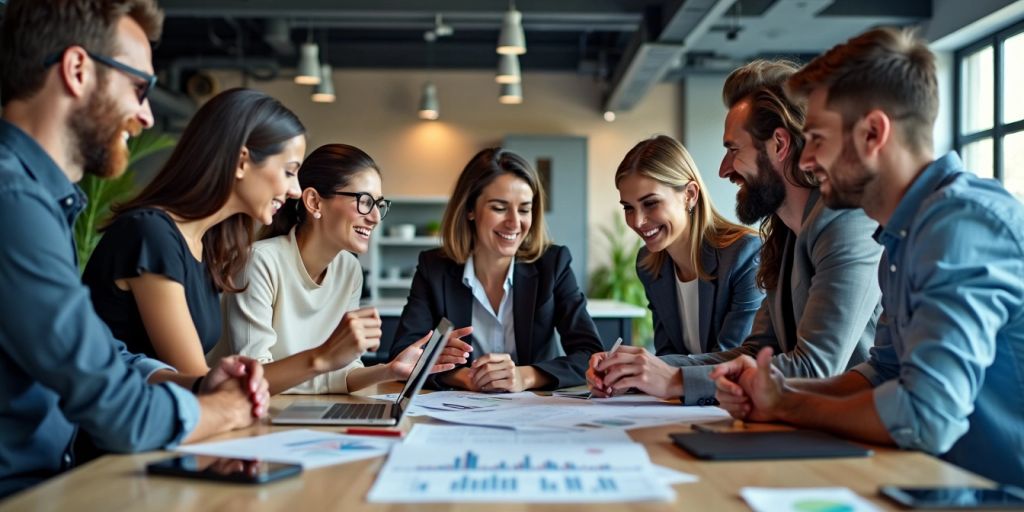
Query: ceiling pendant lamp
311 64 335 103
498 82 522 104
496 1 526 55
295 41 321 85
495 54 521 84
418 81 439 120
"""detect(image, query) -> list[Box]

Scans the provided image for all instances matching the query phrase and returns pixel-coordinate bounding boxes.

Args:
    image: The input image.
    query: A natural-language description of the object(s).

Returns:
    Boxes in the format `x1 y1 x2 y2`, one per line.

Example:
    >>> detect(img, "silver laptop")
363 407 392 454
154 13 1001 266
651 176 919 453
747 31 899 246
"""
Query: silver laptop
271 317 453 426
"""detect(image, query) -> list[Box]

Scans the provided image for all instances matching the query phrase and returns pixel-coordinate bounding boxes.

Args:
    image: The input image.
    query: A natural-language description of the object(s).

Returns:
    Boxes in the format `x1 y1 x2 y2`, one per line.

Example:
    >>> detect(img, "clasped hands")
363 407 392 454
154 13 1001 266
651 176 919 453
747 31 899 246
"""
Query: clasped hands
198 355 270 428
441 352 532 393
709 347 786 421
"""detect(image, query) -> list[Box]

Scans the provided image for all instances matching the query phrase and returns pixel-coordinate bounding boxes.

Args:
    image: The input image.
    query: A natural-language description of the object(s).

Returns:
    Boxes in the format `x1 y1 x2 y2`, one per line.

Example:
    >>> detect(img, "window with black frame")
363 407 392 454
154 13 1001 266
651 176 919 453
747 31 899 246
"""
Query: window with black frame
955 20 1024 200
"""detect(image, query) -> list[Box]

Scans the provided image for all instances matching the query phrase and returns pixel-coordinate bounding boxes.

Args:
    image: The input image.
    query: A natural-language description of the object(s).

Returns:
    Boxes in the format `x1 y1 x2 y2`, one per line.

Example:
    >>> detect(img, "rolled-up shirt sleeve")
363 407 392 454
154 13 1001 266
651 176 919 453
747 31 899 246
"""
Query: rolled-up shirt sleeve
0 188 198 451
869 201 1022 454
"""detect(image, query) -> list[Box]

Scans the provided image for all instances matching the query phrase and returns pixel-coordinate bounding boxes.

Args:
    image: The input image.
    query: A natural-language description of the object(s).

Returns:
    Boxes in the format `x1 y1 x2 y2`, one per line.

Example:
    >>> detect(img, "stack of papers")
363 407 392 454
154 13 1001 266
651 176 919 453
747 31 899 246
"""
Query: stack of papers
373 390 730 431
366 424 694 503
176 429 398 469
367 442 676 503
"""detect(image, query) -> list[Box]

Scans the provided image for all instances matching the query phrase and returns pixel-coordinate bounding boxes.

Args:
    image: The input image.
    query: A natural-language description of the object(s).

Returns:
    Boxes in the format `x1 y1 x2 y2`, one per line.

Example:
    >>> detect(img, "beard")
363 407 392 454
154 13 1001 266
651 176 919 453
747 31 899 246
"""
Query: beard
817 137 874 210
735 148 787 224
69 87 140 179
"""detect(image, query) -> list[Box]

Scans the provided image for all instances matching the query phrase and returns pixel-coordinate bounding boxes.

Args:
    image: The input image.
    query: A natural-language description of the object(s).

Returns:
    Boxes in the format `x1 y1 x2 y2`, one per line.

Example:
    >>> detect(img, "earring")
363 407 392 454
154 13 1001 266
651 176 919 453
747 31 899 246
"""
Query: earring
313 212 322 220
688 205 695 216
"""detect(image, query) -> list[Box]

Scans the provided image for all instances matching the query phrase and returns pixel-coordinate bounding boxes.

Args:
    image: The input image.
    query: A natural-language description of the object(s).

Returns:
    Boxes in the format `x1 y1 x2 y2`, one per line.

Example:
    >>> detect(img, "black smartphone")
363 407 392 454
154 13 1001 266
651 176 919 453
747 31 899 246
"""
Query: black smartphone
879 485 1024 509
146 455 302 484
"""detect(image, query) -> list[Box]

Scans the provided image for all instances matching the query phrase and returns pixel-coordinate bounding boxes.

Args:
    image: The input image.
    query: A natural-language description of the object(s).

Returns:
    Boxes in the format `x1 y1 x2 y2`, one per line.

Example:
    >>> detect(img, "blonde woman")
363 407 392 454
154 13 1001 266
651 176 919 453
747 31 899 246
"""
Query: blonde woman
588 135 763 400
389 148 604 392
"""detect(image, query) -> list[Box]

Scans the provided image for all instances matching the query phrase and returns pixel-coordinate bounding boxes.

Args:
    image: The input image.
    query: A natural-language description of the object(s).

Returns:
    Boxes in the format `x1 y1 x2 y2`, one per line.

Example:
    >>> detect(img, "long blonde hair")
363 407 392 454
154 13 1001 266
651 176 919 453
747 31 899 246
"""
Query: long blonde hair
615 135 754 279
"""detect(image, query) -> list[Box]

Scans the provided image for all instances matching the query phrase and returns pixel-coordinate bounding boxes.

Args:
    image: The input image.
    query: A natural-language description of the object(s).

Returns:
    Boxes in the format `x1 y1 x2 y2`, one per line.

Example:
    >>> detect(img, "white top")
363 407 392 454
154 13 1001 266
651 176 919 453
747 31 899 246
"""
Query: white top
220 227 364 394
462 255 517 361
675 272 702 355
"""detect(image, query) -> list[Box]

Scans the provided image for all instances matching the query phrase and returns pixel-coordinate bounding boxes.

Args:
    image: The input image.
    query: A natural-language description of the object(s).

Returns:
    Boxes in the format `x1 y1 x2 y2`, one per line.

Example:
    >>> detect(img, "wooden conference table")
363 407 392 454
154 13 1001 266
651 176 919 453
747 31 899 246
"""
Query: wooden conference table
0 383 993 512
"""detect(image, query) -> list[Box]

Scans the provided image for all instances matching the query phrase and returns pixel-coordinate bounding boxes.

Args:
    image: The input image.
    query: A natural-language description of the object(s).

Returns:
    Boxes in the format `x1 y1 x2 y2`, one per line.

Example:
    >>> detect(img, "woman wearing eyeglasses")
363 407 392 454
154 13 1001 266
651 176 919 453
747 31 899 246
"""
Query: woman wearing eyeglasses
388 148 604 392
219 144 473 395
82 88 308 378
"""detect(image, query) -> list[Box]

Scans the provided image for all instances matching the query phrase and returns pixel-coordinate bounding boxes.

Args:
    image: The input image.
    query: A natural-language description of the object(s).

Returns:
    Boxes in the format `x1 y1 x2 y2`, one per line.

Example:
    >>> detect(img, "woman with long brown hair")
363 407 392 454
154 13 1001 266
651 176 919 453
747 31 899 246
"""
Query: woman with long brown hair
587 135 763 400
83 88 308 375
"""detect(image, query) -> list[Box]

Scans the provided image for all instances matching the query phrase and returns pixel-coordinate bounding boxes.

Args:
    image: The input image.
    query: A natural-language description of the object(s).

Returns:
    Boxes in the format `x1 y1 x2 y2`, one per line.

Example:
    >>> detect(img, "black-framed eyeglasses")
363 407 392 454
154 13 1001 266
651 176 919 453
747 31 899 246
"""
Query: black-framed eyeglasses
43 49 157 104
334 192 391 219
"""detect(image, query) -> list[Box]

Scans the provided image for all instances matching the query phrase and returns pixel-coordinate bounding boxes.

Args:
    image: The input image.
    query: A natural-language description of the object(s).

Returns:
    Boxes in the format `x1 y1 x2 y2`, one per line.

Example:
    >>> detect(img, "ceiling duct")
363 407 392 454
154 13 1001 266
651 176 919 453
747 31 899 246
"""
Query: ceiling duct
603 41 684 112
603 0 733 112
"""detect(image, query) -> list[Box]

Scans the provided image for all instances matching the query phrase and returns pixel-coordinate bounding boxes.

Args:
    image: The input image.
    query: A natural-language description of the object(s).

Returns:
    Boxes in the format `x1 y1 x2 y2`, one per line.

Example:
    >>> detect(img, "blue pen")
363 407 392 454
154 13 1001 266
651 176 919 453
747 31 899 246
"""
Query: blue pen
587 337 623 400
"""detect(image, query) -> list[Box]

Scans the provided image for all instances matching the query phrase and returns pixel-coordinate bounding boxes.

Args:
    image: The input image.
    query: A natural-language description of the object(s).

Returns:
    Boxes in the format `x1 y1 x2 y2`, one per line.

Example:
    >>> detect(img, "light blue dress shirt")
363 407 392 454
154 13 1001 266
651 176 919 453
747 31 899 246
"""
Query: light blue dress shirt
851 152 1024 486
0 119 199 498
463 255 518 361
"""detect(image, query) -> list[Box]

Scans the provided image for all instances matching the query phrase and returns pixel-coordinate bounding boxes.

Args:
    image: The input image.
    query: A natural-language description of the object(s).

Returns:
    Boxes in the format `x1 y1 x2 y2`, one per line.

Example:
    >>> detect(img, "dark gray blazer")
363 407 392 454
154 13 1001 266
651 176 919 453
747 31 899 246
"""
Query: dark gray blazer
673 190 884 405
639 234 763 357
389 245 604 389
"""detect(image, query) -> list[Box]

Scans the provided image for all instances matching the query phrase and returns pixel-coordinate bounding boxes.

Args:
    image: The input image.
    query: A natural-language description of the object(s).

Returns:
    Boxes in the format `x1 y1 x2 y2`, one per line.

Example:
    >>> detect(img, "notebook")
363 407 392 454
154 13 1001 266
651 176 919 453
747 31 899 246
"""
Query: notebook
271 317 453 426
669 430 873 460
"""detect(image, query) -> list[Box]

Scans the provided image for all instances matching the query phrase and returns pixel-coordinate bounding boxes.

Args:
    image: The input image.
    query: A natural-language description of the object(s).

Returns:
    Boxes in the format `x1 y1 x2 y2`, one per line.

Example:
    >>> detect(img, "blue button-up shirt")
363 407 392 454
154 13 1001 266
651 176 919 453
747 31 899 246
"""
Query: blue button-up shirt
852 152 1024 486
0 119 199 498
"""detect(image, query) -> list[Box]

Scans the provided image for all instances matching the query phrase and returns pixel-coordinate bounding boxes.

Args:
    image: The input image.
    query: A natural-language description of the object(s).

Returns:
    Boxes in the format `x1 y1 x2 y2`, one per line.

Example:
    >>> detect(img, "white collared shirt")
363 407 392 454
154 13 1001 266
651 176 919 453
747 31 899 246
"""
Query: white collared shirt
463 255 518 362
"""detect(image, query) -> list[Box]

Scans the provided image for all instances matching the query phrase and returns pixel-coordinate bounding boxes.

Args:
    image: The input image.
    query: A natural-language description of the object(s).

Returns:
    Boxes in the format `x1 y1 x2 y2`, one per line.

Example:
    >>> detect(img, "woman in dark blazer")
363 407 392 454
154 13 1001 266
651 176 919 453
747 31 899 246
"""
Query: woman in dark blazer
389 148 604 392
588 135 764 398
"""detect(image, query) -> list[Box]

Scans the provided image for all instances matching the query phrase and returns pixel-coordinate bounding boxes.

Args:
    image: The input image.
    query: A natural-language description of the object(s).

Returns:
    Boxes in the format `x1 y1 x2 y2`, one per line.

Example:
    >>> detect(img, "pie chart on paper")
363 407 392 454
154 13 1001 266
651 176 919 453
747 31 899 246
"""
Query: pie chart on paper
792 499 855 512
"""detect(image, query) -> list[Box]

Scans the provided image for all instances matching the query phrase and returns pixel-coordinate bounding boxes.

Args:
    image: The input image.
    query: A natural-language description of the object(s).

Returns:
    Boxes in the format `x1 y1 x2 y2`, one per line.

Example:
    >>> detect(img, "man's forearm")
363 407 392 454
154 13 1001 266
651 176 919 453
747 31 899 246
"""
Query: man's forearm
182 391 249 444
786 370 872 397
149 369 201 391
776 386 894 445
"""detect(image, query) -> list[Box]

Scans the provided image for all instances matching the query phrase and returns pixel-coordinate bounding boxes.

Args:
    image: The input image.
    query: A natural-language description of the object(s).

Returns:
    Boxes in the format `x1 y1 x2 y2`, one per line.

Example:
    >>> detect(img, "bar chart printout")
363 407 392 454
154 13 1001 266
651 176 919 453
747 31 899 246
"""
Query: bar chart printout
367 444 674 503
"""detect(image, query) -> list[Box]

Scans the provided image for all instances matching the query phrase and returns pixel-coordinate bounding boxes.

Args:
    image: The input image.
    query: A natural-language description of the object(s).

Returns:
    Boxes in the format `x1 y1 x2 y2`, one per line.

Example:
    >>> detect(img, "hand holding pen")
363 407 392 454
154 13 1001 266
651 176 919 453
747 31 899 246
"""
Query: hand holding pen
585 337 623 399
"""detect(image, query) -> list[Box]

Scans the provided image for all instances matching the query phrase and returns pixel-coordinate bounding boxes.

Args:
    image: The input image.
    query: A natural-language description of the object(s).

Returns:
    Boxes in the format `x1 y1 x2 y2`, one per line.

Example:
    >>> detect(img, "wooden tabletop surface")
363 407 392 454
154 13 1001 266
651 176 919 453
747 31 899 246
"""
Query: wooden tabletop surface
0 384 992 512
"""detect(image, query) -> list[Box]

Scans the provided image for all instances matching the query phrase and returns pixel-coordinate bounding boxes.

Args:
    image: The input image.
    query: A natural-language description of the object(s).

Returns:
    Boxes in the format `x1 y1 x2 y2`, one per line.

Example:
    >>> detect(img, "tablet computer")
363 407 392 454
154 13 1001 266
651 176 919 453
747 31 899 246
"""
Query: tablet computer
669 430 872 460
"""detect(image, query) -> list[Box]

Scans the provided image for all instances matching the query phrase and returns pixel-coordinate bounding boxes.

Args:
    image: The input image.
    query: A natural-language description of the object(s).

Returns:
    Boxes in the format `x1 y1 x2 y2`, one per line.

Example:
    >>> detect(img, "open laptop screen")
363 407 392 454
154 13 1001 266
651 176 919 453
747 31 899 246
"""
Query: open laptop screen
394 317 453 412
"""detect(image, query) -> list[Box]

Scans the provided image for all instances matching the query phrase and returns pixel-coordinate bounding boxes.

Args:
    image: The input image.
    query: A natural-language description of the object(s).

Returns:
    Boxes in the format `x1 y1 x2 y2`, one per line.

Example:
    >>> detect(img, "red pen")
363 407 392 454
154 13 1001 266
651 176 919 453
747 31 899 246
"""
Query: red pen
343 427 404 438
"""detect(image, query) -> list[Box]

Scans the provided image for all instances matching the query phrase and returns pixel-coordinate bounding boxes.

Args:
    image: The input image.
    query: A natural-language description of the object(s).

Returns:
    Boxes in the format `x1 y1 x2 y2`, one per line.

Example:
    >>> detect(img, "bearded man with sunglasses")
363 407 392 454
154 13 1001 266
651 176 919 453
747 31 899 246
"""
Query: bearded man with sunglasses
0 0 270 498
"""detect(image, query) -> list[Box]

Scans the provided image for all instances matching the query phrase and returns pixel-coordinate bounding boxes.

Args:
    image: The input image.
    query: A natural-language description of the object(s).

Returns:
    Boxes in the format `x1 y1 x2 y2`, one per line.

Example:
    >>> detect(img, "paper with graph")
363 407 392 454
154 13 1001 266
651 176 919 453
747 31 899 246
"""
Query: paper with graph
176 429 396 469
404 423 633 445
367 443 674 502
417 395 731 431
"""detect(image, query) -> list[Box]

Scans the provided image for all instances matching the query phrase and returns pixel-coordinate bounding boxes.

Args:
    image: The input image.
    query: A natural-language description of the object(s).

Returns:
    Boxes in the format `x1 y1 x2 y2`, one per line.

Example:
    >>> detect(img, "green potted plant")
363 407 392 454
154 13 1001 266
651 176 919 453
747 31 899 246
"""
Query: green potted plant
74 130 177 272
424 220 441 237
588 214 652 346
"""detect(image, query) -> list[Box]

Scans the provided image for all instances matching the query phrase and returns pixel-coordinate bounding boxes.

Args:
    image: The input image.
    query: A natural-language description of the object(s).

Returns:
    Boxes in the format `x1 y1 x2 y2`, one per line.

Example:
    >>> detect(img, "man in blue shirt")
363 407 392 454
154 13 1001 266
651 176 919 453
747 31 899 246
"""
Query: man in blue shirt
711 27 1024 486
0 0 270 498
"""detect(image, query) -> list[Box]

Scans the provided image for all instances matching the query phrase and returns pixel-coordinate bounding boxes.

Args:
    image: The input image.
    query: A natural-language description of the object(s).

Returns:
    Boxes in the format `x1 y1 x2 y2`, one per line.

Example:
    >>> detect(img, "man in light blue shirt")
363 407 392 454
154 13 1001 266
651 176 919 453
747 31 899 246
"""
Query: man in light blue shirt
711 27 1024 486
0 0 269 498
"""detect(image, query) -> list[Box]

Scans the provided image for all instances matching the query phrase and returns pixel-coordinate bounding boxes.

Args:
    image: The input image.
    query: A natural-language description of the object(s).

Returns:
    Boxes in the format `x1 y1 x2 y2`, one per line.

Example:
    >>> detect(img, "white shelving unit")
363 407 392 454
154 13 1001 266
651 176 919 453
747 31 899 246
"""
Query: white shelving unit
362 195 448 302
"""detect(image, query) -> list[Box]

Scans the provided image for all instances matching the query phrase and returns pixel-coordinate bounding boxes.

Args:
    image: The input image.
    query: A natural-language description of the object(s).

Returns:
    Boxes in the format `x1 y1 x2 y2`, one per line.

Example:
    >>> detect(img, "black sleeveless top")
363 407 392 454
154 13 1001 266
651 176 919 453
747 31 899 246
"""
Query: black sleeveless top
82 208 221 360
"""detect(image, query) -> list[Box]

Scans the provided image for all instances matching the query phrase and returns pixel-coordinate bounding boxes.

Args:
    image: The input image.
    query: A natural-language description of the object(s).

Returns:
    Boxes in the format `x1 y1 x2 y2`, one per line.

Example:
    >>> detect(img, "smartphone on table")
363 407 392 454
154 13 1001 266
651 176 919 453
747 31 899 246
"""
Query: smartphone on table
879 485 1024 509
146 455 301 484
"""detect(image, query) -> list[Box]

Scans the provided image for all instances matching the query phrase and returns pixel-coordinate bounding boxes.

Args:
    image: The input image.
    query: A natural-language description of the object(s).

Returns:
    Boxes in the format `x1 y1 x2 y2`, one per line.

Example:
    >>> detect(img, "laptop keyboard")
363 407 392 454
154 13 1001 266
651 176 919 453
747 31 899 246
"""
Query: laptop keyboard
322 403 387 420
